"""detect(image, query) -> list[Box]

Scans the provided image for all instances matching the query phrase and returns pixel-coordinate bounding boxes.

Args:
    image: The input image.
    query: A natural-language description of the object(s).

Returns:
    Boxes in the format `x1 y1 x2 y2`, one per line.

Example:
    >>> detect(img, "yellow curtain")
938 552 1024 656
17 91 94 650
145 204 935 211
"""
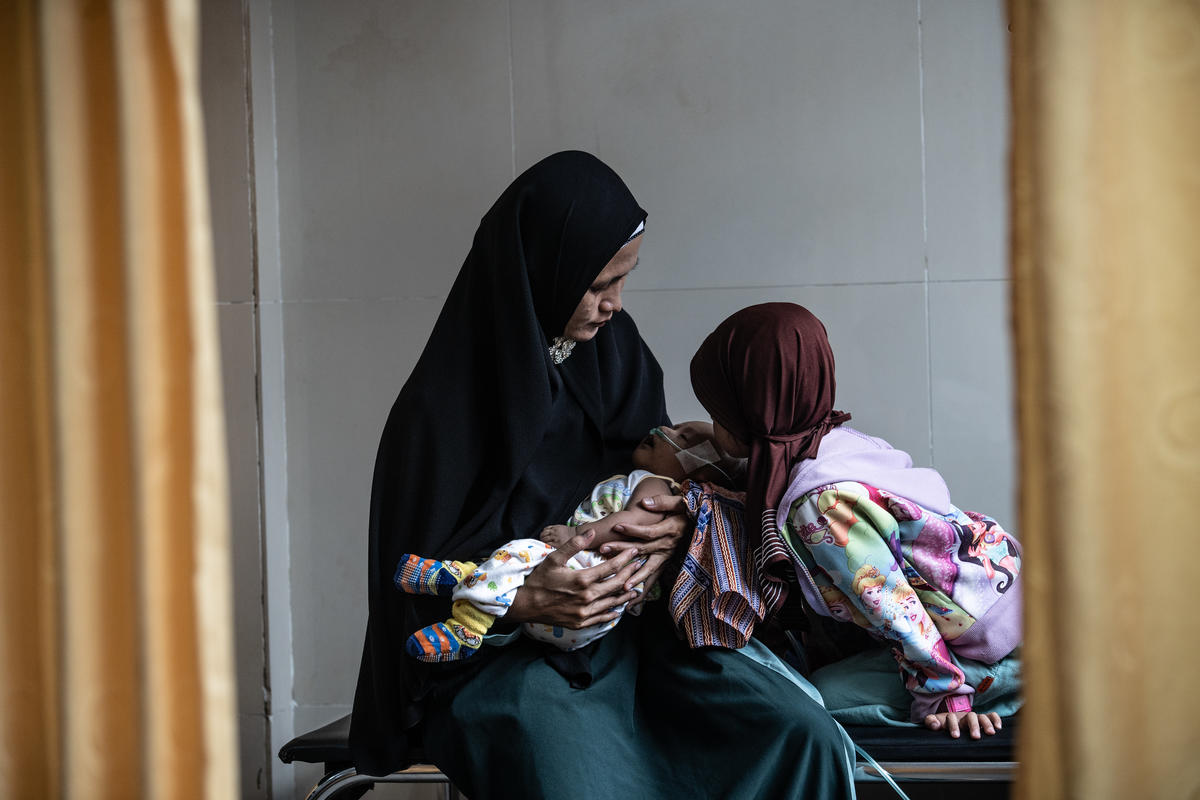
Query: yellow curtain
0 0 237 797
1011 1 1200 797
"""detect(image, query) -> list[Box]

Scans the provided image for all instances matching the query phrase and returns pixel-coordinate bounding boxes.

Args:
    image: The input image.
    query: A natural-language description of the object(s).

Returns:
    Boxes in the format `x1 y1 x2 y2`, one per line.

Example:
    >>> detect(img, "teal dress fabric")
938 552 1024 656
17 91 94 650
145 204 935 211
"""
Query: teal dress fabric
423 605 855 800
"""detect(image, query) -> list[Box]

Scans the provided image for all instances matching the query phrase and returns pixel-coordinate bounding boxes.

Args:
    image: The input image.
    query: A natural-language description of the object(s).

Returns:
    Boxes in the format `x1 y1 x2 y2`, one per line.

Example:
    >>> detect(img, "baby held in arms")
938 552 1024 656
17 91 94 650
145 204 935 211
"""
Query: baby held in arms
393 422 743 662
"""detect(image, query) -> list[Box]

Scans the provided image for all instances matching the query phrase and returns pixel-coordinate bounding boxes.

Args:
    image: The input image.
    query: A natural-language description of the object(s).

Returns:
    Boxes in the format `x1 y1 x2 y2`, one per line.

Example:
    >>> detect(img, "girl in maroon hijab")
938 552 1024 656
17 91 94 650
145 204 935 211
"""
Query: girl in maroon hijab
691 302 1022 741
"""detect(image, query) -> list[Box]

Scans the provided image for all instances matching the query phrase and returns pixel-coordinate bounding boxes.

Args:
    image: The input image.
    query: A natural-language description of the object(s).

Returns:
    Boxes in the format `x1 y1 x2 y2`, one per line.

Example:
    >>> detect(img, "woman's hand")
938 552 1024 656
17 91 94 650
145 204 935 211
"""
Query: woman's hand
603 493 691 556
595 492 692 600
923 710 1002 739
505 531 643 629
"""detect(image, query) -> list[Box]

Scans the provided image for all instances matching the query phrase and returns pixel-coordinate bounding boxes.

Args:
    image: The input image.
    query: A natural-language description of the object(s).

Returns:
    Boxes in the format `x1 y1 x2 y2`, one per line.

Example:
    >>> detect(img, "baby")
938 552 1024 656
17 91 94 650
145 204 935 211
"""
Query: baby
394 422 744 662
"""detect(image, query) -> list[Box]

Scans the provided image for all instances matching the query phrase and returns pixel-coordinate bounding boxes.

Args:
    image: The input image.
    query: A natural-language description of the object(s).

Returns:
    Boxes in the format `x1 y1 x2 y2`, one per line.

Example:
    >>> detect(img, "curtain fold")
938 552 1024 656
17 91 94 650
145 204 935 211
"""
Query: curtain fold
0 0 237 797
1010 1 1200 797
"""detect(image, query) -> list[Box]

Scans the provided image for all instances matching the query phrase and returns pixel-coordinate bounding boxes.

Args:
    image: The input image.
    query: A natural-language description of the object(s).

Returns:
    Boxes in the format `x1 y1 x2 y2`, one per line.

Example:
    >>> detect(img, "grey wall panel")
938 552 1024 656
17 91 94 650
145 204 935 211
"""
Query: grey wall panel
512 0 927 290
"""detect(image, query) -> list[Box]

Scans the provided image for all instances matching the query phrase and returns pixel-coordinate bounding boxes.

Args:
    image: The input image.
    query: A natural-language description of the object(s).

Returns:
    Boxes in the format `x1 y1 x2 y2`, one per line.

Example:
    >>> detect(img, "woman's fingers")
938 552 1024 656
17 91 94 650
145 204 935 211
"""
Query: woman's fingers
599 539 677 560
566 582 639 629
623 553 667 591
595 551 645 595
589 544 666 589
610 495 688 543
546 530 596 564
571 595 637 629
612 514 688 545
637 493 687 514
572 545 641 595
597 540 638 557
600 539 674 557
608 521 656 541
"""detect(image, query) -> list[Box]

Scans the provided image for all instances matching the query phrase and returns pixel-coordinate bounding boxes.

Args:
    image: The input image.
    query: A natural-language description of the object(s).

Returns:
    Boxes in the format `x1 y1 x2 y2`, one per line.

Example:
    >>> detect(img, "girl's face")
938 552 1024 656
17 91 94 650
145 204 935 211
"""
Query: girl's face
711 420 750 458
902 593 923 623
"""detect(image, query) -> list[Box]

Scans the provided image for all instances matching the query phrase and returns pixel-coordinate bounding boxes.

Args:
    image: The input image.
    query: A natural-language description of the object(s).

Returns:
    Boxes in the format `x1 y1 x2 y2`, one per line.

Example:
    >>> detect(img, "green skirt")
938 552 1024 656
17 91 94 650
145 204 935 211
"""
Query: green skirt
422 606 855 800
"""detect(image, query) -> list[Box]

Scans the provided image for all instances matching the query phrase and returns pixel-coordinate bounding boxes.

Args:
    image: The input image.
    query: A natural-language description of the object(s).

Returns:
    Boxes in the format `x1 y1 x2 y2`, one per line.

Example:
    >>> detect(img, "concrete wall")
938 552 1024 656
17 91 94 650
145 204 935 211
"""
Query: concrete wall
202 2 1011 796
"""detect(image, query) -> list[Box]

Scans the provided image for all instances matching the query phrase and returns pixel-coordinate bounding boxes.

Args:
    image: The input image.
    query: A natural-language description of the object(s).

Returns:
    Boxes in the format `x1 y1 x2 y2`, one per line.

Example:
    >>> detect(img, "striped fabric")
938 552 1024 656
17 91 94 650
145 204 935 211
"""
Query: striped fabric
669 482 766 649
756 509 797 617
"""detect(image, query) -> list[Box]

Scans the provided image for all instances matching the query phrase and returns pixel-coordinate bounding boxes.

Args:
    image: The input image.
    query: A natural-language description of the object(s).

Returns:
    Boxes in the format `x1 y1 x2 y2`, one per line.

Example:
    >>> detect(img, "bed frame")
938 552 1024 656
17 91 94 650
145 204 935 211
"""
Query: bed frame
279 713 1018 799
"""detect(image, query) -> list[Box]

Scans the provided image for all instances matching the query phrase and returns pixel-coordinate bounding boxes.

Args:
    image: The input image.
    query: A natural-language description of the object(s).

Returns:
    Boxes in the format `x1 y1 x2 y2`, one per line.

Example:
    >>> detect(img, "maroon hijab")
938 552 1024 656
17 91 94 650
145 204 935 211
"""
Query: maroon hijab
690 303 850 608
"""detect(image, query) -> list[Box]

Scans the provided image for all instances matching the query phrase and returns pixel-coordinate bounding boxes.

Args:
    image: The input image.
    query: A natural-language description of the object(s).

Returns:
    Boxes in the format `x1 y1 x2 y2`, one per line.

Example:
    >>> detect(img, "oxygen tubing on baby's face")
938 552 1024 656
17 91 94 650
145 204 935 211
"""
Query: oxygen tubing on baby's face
649 427 737 485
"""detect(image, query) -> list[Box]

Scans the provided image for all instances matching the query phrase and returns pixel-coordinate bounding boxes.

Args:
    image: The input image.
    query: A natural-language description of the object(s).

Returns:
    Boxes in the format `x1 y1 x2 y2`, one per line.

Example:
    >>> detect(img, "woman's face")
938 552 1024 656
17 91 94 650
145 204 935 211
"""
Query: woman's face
561 235 642 341
712 420 750 458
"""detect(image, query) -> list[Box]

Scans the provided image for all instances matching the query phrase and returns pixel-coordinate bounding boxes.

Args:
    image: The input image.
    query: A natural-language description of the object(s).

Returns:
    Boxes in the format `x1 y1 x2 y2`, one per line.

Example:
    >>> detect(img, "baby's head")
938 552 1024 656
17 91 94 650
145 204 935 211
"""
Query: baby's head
631 421 746 486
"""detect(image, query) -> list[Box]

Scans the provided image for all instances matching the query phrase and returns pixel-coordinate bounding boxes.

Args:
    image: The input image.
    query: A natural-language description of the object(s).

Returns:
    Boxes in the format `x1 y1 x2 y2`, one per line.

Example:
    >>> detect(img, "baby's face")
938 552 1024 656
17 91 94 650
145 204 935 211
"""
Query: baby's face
631 421 716 480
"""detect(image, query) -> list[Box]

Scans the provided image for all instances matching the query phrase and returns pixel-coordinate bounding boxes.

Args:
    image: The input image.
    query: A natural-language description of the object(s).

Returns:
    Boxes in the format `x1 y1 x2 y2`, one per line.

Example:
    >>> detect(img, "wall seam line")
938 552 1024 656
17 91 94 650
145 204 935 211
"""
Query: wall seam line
507 0 516 178
917 0 936 469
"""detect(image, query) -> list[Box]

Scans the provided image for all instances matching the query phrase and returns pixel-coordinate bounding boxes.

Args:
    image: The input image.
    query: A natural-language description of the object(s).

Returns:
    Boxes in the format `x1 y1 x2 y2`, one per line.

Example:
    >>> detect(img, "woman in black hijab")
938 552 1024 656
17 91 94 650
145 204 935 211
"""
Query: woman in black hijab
350 152 853 799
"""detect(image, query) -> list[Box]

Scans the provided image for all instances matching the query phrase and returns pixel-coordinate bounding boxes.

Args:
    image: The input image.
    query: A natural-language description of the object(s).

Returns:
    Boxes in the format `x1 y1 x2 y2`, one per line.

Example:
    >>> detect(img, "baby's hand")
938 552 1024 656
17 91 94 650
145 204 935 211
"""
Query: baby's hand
540 524 572 548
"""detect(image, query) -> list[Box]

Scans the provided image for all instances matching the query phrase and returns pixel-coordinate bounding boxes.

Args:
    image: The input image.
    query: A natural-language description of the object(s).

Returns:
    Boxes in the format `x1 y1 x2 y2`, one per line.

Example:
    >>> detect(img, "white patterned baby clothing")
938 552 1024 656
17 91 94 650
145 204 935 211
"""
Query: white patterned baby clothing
454 470 664 650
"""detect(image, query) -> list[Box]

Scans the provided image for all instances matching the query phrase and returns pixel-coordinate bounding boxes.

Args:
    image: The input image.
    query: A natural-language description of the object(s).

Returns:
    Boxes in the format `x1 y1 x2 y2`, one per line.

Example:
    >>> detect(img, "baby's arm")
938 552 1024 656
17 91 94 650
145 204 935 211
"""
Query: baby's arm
541 476 672 551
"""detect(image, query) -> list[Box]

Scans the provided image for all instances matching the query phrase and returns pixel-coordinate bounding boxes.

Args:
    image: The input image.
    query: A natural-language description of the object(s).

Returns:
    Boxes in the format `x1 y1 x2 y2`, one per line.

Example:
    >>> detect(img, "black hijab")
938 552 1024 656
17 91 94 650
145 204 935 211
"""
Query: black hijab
349 151 667 774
